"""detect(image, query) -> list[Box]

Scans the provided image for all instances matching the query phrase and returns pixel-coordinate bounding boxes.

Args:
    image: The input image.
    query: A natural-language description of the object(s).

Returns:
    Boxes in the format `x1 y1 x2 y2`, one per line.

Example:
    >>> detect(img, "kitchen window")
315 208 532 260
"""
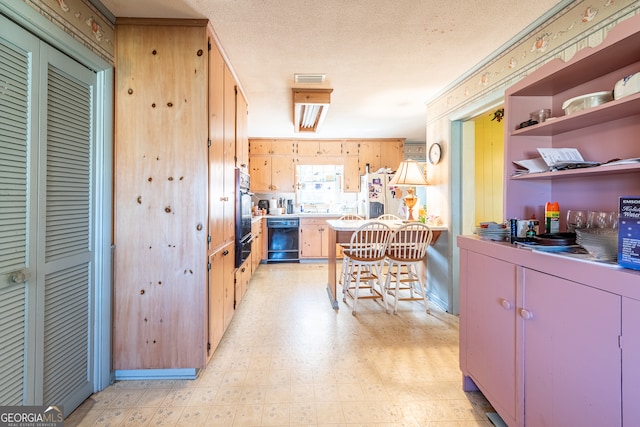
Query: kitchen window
297 164 346 211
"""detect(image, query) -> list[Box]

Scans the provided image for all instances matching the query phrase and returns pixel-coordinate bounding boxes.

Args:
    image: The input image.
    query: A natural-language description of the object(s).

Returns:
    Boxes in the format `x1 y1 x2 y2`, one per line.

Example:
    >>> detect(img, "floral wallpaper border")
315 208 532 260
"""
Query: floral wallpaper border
427 0 640 122
24 0 114 65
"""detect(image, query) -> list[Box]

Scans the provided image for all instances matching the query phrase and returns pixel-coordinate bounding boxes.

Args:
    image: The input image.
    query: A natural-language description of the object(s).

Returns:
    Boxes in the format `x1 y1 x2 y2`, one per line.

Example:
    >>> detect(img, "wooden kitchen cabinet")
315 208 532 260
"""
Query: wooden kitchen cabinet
250 139 296 155
249 139 297 192
235 257 251 306
114 20 209 371
207 243 234 359
208 37 235 250
114 19 245 371
358 138 404 174
249 154 296 192
343 155 360 192
296 139 343 157
299 218 331 258
251 219 263 272
235 89 249 170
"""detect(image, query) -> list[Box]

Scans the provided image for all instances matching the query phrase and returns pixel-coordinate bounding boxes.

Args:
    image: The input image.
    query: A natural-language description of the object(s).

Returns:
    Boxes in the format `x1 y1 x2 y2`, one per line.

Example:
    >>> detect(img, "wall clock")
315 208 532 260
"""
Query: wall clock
428 143 442 165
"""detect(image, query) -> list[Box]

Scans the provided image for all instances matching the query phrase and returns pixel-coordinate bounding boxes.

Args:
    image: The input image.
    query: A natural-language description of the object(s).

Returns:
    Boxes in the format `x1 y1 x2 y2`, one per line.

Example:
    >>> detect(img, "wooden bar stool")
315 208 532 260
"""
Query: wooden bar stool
340 221 391 315
384 222 433 314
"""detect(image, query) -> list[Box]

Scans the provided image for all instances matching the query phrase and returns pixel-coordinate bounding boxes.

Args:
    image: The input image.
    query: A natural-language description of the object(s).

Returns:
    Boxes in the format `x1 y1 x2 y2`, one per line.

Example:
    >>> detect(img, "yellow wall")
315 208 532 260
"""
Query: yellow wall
474 111 504 224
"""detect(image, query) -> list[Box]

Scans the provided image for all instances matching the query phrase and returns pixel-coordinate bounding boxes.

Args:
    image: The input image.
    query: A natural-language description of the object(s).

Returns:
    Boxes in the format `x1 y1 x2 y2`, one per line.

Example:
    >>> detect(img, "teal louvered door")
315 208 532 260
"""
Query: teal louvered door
38 50 96 414
0 16 97 415
0 26 38 407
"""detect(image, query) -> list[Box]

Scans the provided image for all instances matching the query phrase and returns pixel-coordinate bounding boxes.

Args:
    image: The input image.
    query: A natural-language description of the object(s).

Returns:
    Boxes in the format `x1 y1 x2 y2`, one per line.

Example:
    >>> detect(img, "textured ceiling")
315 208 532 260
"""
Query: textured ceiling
101 0 563 143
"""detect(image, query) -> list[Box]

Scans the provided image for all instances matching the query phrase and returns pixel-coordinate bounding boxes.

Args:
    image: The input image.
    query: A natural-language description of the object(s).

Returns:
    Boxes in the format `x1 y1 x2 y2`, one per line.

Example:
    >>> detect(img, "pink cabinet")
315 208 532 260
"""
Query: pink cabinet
458 238 634 426
521 269 621 426
460 251 518 426
622 297 640 425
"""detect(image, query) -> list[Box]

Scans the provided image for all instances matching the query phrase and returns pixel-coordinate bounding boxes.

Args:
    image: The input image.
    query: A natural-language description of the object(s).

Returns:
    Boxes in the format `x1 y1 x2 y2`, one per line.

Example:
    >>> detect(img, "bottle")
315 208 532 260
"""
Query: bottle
526 221 537 239
545 202 560 233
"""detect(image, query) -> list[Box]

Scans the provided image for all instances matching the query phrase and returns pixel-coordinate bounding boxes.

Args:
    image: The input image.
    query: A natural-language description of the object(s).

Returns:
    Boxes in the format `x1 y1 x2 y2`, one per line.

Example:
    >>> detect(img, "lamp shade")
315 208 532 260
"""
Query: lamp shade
388 159 428 187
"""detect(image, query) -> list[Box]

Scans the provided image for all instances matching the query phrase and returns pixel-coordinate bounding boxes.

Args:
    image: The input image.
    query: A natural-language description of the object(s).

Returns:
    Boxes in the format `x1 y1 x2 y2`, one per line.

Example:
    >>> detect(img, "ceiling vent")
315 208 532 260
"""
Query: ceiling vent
292 88 333 133
294 73 326 84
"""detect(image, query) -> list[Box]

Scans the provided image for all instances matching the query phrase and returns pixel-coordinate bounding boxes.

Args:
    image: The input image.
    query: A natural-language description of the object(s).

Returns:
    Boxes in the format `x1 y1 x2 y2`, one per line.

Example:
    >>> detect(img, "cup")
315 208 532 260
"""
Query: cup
566 210 586 232
586 211 617 229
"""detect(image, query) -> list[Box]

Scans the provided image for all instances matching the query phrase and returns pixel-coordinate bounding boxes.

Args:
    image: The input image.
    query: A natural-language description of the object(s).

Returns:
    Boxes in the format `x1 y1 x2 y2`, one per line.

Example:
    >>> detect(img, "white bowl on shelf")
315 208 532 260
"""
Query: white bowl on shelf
561 91 613 115
614 72 640 100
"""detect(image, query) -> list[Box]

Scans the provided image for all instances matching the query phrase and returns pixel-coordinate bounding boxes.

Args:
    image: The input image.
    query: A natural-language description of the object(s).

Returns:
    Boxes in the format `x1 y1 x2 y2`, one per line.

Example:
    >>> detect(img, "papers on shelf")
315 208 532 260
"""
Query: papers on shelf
513 148 600 176
512 157 548 175
602 157 640 166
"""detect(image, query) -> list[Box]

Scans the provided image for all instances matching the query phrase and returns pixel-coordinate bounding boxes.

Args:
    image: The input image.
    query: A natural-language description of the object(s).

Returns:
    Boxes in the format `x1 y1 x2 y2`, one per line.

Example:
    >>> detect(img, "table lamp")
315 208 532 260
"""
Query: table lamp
388 159 428 221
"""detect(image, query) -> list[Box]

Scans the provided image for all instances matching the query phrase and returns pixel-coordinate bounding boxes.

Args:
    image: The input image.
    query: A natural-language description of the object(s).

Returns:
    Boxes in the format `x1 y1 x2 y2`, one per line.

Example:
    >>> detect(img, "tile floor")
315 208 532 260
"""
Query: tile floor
66 263 494 427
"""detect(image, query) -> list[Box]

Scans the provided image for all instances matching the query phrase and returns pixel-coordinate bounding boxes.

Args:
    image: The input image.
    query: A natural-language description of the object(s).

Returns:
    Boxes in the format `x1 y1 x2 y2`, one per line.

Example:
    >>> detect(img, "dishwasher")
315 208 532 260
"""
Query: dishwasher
266 218 299 263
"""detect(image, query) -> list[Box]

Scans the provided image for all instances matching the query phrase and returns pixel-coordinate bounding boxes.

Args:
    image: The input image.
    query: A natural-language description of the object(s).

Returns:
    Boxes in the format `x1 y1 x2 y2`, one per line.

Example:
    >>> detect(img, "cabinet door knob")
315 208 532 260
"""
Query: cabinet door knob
520 308 533 320
500 298 512 310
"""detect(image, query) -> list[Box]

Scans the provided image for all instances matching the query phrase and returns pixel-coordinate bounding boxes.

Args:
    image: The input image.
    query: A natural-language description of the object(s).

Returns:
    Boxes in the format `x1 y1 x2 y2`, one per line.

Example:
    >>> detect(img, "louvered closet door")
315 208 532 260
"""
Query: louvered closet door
36 47 96 413
0 23 39 407
0 16 97 414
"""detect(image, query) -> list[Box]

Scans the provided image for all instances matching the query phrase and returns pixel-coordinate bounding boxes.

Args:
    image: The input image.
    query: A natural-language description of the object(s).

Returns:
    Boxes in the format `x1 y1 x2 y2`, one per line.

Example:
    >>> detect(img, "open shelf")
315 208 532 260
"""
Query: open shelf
510 92 640 137
511 162 640 180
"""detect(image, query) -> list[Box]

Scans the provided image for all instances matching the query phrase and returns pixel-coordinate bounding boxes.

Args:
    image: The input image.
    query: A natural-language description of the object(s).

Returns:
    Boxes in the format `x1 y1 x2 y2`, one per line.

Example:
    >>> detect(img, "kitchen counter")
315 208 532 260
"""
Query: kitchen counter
264 212 345 218
457 235 640 299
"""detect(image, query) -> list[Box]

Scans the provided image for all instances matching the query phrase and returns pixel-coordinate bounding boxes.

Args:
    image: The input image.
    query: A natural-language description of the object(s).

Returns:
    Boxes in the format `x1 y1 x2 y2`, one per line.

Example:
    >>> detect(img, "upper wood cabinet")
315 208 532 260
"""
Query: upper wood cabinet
248 138 404 193
249 140 297 192
359 138 404 174
208 34 225 250
236 89 249 170
296 139 343 157
250 139 296 155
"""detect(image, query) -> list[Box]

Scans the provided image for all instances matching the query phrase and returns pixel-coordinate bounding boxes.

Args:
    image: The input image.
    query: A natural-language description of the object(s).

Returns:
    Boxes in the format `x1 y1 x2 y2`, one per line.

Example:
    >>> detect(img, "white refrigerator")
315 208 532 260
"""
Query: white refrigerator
357 173 405 219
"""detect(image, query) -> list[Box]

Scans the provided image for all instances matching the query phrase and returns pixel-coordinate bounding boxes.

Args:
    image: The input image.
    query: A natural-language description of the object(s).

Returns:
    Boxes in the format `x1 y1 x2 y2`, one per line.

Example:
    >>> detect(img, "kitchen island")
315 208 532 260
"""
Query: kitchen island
325 219 447 309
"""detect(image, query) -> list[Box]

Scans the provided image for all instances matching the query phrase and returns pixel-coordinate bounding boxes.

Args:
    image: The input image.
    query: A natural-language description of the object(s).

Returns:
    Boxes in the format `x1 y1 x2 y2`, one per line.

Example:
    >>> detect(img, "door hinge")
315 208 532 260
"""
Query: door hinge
207 262 211 271
619 335 623 349
208 138 211 147
207 235 211 243
208 40 211 51
207 342 211 351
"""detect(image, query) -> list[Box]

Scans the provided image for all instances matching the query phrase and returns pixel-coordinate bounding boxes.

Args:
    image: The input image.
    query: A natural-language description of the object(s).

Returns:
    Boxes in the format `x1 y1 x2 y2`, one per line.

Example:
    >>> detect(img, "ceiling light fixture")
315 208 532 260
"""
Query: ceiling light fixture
292 88 333 133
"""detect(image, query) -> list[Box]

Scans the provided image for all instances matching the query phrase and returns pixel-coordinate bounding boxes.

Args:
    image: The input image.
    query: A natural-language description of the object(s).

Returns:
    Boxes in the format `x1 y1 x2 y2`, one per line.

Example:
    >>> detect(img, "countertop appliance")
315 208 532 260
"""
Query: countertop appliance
266 218 299 263
235 169 253 267
258 199 270 211
357 173 403 219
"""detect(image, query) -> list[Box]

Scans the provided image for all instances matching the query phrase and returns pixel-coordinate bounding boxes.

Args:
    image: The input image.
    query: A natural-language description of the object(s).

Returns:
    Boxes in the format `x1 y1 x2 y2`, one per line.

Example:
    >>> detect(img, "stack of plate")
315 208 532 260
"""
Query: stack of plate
474 224 510 240
575 228 618 261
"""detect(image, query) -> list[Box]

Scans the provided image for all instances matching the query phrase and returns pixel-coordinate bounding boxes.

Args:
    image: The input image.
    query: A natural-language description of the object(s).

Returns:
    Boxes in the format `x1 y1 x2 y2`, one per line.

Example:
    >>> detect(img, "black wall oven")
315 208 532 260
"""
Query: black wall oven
235 169 253 268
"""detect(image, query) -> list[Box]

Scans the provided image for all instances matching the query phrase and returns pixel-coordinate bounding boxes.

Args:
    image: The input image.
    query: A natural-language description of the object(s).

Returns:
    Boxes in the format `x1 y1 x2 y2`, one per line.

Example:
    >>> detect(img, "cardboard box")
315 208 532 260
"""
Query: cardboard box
618 196 640 271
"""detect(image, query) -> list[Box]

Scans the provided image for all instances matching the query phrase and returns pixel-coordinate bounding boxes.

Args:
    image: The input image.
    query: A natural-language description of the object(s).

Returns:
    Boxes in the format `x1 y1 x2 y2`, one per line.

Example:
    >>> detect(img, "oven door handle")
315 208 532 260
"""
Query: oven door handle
240 234 255 245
